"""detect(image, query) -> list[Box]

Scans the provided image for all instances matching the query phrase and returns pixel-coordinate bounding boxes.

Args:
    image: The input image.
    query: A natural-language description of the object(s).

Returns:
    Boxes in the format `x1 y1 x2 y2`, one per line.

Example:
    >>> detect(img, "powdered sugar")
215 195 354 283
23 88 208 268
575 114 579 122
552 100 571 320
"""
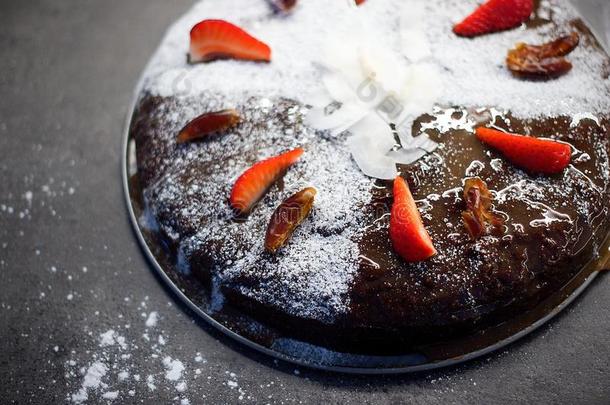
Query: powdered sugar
101 391 119 400
145 311 159 328
431 0 610 117
141 0 610 118
141 96 374 322
66 303 194 403
70 361 108 403
163 357 185 381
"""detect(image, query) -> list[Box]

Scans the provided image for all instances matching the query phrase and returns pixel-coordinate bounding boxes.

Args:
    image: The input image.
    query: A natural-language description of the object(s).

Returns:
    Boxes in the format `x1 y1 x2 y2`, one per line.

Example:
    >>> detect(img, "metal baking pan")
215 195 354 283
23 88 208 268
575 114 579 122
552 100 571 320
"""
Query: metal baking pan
122 1 610 373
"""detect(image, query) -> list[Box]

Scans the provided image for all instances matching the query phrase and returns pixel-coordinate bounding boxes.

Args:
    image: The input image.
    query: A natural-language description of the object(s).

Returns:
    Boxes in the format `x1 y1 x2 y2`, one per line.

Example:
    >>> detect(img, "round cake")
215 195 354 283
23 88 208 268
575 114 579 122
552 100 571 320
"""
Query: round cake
130 0 610 352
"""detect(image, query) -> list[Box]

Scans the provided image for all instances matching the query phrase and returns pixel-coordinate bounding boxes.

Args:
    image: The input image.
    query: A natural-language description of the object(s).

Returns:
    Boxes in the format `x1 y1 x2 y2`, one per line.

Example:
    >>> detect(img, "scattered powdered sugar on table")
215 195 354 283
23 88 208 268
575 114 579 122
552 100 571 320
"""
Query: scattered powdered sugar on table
70 361 108 403
0 171 80 233
55 292 279 403
163 356 185 381
145 311 159 328
66 301 194 403
101 391 119 400
100 330 128 350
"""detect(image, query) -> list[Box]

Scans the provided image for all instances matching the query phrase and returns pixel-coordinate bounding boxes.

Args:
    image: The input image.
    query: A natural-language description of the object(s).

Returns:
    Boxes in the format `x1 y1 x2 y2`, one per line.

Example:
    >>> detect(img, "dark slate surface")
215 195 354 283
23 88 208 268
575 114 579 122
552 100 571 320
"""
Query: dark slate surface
0 1 608 404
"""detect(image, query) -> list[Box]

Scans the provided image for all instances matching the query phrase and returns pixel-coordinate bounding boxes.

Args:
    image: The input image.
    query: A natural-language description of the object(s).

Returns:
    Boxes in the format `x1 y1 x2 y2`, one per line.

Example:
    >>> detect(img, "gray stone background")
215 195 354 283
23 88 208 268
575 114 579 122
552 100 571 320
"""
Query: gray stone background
0 1 608 404
569 0 609 52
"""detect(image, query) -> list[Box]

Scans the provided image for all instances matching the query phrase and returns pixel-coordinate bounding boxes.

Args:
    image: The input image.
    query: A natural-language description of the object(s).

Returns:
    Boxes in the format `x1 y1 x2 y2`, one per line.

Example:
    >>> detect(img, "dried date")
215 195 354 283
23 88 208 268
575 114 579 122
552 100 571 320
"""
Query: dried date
462 178 504 239
506 32 580 79
265 187 317 253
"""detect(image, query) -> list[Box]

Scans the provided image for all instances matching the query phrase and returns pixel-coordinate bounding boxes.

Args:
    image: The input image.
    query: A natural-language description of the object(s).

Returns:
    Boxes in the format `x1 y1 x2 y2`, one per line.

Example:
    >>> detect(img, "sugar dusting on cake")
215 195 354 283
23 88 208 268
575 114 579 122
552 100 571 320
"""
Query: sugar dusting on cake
142 0 610 117
139 95 372 322
139 0 610 181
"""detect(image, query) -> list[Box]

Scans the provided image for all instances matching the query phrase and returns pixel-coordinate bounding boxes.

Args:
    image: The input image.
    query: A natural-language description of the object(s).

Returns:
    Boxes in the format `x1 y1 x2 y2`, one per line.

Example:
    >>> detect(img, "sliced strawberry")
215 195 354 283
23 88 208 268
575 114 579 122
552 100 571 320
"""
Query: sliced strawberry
230 148 304 215
453 0 533 37
476 127 571 174
189 20 271 64
176 109 241 143
390 176 437 262
355 0 366 5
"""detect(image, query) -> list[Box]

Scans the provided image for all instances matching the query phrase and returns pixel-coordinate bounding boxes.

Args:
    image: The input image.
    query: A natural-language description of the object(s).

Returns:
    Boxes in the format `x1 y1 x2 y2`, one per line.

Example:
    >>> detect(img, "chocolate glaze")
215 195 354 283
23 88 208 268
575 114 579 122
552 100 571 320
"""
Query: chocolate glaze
344 111 609 352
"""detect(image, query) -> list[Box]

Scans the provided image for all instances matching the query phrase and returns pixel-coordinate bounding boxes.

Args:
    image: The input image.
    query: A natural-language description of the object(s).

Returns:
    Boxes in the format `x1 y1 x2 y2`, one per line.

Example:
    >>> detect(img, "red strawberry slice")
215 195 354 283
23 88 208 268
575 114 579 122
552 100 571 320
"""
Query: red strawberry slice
453 0 533 37
189 20 271 64
230 148 304 215
390 176 437 262
476 127 571 174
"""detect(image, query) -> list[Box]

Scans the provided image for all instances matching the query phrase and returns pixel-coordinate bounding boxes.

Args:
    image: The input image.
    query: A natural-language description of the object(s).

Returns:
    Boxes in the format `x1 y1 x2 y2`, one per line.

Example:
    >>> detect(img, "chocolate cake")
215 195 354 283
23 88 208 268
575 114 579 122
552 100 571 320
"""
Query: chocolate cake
130 0 610 353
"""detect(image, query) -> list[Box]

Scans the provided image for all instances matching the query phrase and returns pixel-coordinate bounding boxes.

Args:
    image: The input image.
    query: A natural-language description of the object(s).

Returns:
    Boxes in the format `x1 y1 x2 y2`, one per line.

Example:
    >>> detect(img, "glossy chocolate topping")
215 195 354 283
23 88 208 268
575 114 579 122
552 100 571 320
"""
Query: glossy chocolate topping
348 110 609 348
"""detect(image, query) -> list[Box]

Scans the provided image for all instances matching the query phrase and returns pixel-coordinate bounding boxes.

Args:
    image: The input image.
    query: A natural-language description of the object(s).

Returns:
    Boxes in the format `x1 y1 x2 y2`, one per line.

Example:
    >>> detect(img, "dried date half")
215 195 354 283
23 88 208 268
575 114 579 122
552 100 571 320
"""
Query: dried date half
176 109 241 144
265 187 316 253
462 177 504 240
269 0 297 12
506 32 579 79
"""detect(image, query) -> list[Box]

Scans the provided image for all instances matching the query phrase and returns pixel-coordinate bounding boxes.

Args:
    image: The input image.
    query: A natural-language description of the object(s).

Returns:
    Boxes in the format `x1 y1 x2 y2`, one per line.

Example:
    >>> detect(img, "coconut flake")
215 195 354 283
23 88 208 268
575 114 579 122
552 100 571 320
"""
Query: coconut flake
304 1 441 178
345 114 399 179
